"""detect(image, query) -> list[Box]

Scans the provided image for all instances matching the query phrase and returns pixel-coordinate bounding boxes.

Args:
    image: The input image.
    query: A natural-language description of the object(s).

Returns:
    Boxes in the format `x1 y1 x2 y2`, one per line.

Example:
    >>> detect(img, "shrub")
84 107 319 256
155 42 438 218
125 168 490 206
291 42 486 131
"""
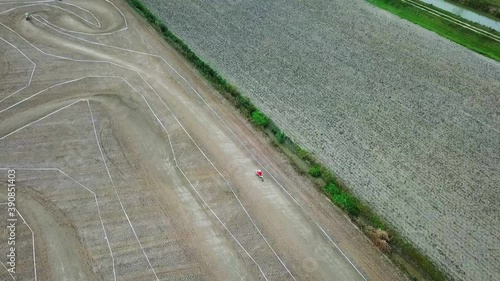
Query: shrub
251 110 269 127
308 166 321 177
296 147 309 160
276 131 285 144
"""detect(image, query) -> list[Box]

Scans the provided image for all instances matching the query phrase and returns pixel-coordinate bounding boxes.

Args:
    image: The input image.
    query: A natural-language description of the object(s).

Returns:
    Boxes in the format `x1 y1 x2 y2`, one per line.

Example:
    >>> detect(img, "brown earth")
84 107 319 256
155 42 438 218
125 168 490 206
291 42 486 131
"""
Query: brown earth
0 1 406 280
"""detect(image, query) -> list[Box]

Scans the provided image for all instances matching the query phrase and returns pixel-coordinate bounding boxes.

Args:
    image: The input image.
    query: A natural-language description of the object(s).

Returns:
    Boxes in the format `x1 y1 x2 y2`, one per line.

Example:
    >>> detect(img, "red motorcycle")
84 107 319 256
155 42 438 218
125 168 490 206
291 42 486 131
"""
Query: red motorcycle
255 170 264 182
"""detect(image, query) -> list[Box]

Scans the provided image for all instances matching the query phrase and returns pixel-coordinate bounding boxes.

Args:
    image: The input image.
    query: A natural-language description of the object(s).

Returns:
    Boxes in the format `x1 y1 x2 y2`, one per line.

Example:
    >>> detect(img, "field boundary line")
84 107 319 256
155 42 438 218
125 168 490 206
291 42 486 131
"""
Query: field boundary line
57 168 117 281
0 168 118 281
88 99 159 281
0 20 142 107
0 67 271 280
41 0 128 36
0 1 51 5
0 77 85 113
53 2 101 28
0 1 127 35
43 4 99 28
0 201 36 280
0 3 101 28
15 208 36 281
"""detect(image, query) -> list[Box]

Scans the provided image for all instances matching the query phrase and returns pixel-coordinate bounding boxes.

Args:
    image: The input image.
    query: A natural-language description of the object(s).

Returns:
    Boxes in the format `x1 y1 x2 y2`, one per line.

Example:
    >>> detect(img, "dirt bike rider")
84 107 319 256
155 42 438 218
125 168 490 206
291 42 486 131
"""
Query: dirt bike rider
255 169 264 181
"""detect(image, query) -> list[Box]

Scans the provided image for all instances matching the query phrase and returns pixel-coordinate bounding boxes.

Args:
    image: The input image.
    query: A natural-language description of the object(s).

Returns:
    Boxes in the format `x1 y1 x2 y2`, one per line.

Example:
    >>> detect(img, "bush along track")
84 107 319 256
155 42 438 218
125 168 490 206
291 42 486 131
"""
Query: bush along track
125 0 449 280
366 0 500 61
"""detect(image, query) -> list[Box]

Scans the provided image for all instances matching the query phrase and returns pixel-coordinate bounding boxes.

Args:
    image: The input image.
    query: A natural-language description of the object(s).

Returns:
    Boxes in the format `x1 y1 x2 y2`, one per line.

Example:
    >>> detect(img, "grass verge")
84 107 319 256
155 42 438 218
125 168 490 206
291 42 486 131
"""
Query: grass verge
125 0 449 280
366 0 500 61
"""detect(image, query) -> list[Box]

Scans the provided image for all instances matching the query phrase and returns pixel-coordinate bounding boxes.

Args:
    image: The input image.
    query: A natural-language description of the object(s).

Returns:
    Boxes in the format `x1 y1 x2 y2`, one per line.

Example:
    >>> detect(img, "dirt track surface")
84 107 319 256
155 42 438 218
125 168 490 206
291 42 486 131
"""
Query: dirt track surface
140 0 500 280
0 1 406 280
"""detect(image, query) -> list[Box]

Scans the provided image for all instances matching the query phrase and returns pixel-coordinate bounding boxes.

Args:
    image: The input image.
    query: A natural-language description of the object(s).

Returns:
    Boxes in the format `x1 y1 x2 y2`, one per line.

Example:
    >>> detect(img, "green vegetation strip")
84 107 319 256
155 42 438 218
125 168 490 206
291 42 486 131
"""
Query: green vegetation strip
125 0 449 280
367 0 500 61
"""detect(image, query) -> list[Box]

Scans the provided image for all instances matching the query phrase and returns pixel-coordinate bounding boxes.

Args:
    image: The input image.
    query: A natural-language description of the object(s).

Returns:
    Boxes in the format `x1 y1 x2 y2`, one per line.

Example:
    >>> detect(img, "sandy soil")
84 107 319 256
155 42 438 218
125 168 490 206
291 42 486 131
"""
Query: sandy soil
0 1 406 280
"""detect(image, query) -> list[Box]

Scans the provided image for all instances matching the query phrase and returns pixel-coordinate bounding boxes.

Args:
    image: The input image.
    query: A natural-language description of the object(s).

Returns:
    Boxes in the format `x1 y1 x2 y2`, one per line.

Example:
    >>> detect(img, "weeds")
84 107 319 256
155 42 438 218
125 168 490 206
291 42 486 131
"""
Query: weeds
275 131 285 144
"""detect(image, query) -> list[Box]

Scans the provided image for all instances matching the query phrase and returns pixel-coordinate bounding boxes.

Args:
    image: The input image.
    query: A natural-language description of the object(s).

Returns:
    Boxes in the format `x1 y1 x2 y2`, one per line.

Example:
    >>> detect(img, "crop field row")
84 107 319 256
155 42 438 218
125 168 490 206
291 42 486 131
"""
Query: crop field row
140 0 500 280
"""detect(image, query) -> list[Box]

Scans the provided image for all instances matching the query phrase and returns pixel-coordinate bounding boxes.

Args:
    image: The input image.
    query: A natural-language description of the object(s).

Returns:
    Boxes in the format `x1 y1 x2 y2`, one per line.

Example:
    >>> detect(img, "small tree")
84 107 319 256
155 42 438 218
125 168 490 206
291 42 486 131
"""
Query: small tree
251 110 269 127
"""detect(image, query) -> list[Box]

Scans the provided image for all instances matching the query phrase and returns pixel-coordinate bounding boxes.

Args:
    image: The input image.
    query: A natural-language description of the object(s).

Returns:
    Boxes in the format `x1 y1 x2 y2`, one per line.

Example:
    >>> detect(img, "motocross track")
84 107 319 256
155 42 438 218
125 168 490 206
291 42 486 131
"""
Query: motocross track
0 1 406 280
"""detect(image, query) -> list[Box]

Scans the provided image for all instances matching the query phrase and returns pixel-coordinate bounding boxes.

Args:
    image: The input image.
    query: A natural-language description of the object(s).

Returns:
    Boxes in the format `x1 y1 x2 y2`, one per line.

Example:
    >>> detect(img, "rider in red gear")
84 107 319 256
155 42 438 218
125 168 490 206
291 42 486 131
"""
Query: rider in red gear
255 170 264 181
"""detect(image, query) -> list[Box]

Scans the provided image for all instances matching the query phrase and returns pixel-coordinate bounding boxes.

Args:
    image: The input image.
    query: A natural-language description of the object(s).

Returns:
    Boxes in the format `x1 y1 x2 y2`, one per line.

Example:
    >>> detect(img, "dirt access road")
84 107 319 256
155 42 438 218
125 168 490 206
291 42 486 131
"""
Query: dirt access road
0 1 405 280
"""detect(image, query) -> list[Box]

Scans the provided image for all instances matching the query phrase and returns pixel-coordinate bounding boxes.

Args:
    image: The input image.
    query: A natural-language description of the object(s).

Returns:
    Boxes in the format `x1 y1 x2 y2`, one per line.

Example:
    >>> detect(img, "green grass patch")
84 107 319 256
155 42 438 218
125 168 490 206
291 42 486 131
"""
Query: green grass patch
308 166 322 177
482 0 500 6
125 1 450 280
366 0 500 61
